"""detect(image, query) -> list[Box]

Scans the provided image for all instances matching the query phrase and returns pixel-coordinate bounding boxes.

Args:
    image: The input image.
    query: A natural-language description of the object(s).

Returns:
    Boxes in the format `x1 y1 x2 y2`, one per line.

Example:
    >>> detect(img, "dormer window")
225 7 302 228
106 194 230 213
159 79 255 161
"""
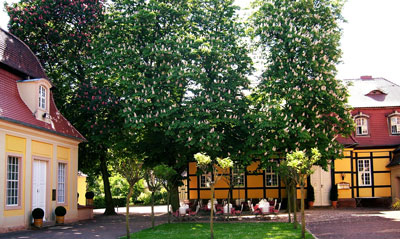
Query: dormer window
390 117 400 134
354 112 369 136
39 85 46 109
355 118 368 135
388 111 400 135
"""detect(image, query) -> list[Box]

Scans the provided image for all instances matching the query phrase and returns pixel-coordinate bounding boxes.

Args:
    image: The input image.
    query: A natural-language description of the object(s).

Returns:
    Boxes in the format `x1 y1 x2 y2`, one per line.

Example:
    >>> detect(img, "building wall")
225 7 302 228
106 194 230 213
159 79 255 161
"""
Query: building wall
187 161 301 201
187 148 393 202
334 148 392 199
0 120 80 232
77 175 87 206
390 165 400 201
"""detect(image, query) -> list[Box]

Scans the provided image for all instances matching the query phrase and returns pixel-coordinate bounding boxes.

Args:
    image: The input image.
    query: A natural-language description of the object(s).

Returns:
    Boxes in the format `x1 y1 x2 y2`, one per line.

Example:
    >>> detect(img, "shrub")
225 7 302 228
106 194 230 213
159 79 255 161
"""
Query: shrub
307 185 315 202
392 198 400 210
330 184 338 201
32 208 44 219
85 191 95 199
55 206 67 216
136 191 168 205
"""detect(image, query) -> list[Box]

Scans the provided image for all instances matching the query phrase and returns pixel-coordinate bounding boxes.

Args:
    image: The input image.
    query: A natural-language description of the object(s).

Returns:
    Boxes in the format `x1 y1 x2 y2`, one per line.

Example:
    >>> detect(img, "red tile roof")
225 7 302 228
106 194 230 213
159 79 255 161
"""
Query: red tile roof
0 29 84 142
0 68 85 141
343 77 400 108
336 107 400 148
0 28 47 79
337 77 400 148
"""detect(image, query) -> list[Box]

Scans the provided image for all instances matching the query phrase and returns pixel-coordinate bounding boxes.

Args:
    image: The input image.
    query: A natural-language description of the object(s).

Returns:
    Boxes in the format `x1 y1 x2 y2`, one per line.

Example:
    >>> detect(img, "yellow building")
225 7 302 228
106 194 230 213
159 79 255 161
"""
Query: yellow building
0 29 85 232
186 77 400 207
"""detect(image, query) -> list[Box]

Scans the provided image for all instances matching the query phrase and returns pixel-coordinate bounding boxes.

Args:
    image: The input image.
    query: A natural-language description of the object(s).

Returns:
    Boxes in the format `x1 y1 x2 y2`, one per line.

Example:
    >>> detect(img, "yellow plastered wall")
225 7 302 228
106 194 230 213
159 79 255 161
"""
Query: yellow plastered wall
335 148 393 198
232 189 245 199
375 187 391 197
189 176 197 189
266 189 279 198
189 162 197 175
4 135 26 217
335 157 351 172
32 140 52 158
215 190 229 199
374 173 391 186
57 146 70 161
189 190 198 199
247 189 263 199
214 177 229 188
247 175 263 187
77 175 87 205
359 188 372 197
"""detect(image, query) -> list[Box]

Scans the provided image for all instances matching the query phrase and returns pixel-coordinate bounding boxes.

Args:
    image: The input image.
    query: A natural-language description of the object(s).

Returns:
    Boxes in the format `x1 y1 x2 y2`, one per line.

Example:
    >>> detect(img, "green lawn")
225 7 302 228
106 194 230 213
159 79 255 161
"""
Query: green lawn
121 222 315 239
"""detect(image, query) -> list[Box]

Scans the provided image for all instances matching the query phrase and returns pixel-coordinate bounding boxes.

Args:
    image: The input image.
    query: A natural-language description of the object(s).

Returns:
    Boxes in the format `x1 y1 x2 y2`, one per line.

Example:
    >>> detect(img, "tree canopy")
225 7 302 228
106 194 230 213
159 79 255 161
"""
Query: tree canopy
251 0 353 167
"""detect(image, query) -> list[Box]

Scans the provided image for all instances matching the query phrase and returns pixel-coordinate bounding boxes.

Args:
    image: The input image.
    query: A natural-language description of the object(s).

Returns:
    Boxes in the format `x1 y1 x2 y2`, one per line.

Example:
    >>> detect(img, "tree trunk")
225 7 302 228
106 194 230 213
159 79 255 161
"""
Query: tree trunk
210 184 215 239
100 155 116 215
293 184 297 229
287 184 292 223
170 183 180 212
227 186 231 221
167 190 171 224
300 183 306 239
151 191 155 229
126 186 133 239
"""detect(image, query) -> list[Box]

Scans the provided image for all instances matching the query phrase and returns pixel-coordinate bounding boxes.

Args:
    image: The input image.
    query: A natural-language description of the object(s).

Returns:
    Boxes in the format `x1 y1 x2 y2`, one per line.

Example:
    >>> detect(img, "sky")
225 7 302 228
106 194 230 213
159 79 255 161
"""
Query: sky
1 0 400 84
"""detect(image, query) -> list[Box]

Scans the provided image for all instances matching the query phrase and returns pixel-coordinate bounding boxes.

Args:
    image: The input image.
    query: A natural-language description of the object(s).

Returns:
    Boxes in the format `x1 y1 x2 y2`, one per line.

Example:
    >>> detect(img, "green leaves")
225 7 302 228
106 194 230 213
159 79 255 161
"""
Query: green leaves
194 152 212 166
251 0 353 166
286 148 321 176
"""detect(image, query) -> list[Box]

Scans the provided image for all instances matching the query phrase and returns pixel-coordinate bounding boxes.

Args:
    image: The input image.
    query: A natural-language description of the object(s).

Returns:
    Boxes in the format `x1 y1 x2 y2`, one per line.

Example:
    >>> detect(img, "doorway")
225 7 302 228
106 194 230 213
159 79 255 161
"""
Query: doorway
310 165 332 206
32 160 47 220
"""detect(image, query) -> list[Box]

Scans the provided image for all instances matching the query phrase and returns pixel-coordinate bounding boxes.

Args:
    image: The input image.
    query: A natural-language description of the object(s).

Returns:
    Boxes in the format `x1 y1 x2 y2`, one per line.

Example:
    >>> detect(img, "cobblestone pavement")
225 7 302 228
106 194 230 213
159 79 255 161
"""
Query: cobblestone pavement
0 206 399 239
305 207 400 239
0 213 168 239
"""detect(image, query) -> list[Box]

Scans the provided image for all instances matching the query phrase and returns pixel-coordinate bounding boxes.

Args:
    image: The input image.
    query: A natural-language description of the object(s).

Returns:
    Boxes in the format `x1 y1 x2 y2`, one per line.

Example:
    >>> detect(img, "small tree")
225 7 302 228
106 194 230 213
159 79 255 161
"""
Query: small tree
144 168 163 229
194 153 233 239
278 160 298 227
153 164 177 224
286 148 321 239
221 164 246 221
114 157 143 239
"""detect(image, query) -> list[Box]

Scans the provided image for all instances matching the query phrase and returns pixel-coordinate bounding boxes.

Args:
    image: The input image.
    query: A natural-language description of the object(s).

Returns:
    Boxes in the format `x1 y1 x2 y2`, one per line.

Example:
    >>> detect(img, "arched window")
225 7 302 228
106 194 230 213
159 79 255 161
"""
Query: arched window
390 116 400 134
355 117 368 136
39 85 46 109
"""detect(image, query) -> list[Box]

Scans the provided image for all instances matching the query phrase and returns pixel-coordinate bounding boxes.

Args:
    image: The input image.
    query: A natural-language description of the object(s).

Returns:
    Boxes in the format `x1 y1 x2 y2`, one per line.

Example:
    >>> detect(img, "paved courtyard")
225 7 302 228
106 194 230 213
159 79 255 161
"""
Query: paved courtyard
0 206 399 239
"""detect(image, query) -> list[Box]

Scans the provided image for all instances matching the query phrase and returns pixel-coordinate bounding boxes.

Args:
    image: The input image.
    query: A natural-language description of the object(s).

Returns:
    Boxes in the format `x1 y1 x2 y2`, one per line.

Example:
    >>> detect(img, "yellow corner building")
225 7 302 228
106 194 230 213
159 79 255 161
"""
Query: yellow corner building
0 29 85 232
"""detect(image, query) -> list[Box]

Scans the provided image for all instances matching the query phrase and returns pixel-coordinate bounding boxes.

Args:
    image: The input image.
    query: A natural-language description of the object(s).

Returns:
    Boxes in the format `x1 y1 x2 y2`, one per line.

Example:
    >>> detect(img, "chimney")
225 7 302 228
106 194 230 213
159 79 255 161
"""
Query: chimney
360 75 373 80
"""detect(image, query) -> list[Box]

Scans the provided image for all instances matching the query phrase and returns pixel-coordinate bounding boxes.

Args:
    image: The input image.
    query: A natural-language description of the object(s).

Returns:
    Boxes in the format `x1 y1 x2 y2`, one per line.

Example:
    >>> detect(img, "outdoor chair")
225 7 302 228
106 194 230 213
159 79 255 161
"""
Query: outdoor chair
234 203 244 216
189 204 200 221
249 202 261 218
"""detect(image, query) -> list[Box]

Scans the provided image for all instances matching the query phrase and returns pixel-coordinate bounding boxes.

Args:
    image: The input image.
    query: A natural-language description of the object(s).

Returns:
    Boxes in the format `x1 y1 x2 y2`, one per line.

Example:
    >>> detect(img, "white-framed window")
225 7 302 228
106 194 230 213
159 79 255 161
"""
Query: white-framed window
57 163 67 203
6 156 20 207
390 116 400 134
355 117 368 136
39 85 46 109
358 159 371 186
200 173 211 188
265 166 279 187
232 164 245 187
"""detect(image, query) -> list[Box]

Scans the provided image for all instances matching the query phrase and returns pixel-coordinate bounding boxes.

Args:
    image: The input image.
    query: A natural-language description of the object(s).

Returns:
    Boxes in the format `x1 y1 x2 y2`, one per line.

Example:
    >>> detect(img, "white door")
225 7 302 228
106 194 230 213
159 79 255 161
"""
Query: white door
32 160 47 220
310 165 331 206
